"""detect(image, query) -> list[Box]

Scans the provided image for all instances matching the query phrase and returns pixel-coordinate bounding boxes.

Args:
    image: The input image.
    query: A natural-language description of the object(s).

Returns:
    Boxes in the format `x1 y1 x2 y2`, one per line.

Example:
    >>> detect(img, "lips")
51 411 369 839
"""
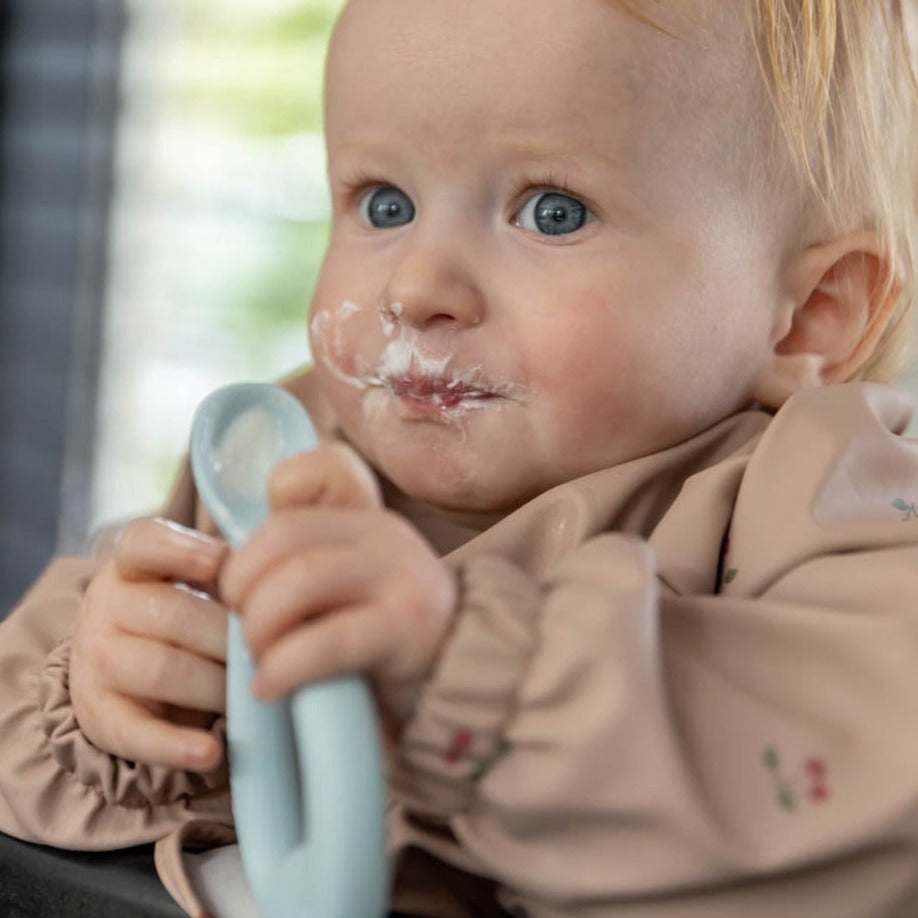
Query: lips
385 373 495 409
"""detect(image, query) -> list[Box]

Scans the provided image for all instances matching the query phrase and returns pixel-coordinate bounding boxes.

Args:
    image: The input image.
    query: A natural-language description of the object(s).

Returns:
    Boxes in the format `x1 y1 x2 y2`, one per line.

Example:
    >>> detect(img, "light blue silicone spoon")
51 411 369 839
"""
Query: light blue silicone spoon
189 382 388 918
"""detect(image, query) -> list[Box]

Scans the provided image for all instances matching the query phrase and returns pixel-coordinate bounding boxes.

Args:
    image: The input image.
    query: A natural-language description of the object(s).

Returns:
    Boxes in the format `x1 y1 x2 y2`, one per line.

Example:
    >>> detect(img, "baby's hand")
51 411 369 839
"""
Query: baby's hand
220 444 457 704
70 517 229 772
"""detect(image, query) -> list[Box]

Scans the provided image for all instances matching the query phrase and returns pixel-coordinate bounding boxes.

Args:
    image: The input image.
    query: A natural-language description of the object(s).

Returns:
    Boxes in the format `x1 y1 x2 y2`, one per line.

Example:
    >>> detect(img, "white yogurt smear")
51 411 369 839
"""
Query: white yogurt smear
310 298 527 412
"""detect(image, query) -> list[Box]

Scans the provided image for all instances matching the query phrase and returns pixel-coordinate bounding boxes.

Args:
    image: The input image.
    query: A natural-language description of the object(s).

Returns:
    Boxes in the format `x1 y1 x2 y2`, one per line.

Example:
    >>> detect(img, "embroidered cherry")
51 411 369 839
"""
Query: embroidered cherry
445 729 474 764
804 757 830 803
762 746 832 811
804 757 827 779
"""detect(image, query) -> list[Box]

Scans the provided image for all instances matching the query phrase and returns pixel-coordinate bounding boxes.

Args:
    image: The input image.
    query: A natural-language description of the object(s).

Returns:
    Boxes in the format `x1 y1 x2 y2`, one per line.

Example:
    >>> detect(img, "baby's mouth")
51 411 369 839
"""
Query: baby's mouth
383 373 497 410
310 304 526 409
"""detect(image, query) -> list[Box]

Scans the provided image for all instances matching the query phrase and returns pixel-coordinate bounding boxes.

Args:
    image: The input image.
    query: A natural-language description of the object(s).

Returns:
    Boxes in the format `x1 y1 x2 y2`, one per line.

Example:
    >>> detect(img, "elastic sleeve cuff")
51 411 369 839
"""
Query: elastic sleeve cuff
39 638 229 808
391 554 540 817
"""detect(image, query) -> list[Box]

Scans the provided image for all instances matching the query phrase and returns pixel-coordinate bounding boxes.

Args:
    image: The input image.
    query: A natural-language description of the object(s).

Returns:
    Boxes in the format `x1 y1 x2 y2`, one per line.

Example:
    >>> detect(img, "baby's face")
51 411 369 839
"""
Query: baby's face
310 0 788 512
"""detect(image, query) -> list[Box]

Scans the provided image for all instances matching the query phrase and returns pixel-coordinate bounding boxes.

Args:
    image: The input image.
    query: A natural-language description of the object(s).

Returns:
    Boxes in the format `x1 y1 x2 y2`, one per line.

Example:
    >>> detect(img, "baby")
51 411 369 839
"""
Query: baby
0 1 917 916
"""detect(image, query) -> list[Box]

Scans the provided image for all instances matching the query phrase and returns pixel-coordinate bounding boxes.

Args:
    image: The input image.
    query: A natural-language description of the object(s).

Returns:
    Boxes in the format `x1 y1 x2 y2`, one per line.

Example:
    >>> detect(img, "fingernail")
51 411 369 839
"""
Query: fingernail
160 519 223 555
185 737 215 767
163 523 226 573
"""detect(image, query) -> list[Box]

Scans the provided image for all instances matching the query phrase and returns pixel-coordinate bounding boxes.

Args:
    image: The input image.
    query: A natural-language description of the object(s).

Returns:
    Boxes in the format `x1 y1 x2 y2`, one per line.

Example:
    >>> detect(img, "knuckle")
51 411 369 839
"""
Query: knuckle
71 674 111 748
71 677 91 710
363 510 408 555
154 588 185 633
313 619 357 677
329 443 381 507
242 616 266 659
81 569 115 620
394 575 453 646
269 455 319 506
89 636 114 674
326 620 354 667
260 511 299 555
114 517 155 558
216 564 238 608
395 583 436 636
108 715 138 760
78 709 109 752
143 646 174 696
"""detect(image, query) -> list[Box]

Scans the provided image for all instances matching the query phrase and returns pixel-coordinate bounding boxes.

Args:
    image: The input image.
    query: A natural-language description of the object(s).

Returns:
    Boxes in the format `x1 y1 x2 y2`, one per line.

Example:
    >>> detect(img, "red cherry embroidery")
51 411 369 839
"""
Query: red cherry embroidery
763 746 832 811
804 757 827 779
444 729 474 764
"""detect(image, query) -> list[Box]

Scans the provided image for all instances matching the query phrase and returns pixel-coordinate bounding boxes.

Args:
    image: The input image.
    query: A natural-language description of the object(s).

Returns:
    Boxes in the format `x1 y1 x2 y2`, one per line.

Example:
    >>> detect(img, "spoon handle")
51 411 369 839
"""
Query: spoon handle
228 622 389 918
189 383 389 918
225 617 300 868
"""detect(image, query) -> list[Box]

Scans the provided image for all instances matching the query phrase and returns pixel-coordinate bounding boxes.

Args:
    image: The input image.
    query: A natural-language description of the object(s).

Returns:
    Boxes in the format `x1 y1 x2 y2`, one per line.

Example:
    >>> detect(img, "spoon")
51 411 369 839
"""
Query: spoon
190 382 388 918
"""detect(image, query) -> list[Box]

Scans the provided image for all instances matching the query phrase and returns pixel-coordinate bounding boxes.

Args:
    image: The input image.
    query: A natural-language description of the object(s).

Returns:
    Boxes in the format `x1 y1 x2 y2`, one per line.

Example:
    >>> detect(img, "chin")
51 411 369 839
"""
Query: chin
348 424 537 512
401 473 491 510
391 464 535 515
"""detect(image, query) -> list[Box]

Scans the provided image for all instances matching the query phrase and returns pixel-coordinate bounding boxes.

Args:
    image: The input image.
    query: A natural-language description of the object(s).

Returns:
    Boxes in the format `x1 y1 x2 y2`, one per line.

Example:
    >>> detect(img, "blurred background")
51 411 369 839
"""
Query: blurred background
0 0 342 613
0 0 916 616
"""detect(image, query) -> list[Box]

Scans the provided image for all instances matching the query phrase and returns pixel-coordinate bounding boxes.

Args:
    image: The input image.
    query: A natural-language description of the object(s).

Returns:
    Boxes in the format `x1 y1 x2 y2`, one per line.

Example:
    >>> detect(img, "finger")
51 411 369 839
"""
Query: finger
111 581 228 662
116 517 226 583
251 603 411 701
269 442 382 511
100 633 226 714
103 693 223 771
240 548 374 659
220 507 372 605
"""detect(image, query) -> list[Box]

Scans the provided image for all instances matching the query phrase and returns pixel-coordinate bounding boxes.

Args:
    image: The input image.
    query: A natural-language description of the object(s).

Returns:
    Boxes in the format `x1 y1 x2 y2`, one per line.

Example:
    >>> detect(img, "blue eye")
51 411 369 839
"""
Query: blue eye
516 191 591 236
360 185 415 228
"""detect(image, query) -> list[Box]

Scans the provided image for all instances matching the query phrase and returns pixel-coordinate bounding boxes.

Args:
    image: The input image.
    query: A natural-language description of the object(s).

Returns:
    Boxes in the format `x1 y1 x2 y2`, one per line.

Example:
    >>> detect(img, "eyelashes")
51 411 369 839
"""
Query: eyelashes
333 167 596 237
513 187 594 236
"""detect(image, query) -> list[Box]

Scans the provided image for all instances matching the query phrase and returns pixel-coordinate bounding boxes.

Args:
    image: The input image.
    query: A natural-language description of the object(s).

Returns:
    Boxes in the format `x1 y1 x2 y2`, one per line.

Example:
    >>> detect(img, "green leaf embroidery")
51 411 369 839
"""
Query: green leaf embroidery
763 745 832 813
893 498 918 520
470 738 512 784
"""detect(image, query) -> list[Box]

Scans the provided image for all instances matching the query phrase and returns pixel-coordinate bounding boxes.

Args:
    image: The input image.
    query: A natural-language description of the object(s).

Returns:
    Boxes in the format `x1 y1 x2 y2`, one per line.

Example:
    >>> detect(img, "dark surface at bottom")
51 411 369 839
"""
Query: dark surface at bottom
0 830 185 917
0 829 469 917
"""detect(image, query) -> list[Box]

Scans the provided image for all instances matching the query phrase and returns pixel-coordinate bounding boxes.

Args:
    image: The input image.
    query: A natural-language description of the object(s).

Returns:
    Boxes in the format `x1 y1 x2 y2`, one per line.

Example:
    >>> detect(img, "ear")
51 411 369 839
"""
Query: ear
750 231 899 409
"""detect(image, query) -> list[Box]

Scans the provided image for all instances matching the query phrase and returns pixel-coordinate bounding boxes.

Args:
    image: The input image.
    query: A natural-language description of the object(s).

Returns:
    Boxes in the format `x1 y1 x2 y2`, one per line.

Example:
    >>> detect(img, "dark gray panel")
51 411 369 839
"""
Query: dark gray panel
0 0 124 615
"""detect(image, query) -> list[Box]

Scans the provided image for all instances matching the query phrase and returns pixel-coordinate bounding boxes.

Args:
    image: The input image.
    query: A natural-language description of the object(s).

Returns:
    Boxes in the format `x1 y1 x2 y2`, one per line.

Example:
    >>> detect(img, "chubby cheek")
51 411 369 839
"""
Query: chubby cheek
521 310 723 472
523 319 641 452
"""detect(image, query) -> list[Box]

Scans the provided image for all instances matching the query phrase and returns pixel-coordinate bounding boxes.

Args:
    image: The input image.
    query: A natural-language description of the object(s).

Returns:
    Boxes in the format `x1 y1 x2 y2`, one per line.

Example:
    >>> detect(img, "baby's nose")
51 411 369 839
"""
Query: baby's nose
382 235 485 329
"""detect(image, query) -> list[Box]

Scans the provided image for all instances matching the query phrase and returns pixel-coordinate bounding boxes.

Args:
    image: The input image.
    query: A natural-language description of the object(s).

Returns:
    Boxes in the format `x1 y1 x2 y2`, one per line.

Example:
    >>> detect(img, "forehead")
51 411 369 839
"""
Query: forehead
325 0 750 135
323 0 765 220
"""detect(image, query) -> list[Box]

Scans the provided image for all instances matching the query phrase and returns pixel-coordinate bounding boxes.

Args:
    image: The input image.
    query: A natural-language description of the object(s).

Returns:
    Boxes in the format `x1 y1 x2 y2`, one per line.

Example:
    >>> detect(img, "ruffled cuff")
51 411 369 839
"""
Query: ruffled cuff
39 638 229 808
390 554 540 817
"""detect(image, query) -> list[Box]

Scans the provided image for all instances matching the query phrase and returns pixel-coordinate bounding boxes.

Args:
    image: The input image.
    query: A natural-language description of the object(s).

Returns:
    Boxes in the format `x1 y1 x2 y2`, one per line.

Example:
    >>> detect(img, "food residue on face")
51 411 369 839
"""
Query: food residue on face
310 299 526 417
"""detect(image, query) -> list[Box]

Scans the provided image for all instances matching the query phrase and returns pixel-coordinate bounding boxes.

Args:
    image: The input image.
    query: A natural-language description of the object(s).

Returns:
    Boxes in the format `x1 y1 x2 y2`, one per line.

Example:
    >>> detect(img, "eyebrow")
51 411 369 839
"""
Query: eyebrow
328 137 624 170
493 142 623 169
326 137 645 218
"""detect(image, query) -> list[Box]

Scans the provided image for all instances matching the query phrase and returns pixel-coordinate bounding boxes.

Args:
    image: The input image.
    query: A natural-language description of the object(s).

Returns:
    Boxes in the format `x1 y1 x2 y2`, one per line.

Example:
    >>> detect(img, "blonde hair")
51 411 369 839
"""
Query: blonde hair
616 1 918 381
748 1 918 381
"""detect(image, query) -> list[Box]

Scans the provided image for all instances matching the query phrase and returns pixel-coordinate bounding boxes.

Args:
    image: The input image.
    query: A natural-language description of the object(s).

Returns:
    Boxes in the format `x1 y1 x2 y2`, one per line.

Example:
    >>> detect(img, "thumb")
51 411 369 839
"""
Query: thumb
269 441 382 511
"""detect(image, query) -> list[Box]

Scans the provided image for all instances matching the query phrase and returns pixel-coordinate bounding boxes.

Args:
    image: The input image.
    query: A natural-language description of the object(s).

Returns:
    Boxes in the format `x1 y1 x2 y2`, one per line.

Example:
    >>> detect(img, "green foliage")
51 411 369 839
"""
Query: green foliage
155 1 342 343
162 218 330 334
168 0 345 135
